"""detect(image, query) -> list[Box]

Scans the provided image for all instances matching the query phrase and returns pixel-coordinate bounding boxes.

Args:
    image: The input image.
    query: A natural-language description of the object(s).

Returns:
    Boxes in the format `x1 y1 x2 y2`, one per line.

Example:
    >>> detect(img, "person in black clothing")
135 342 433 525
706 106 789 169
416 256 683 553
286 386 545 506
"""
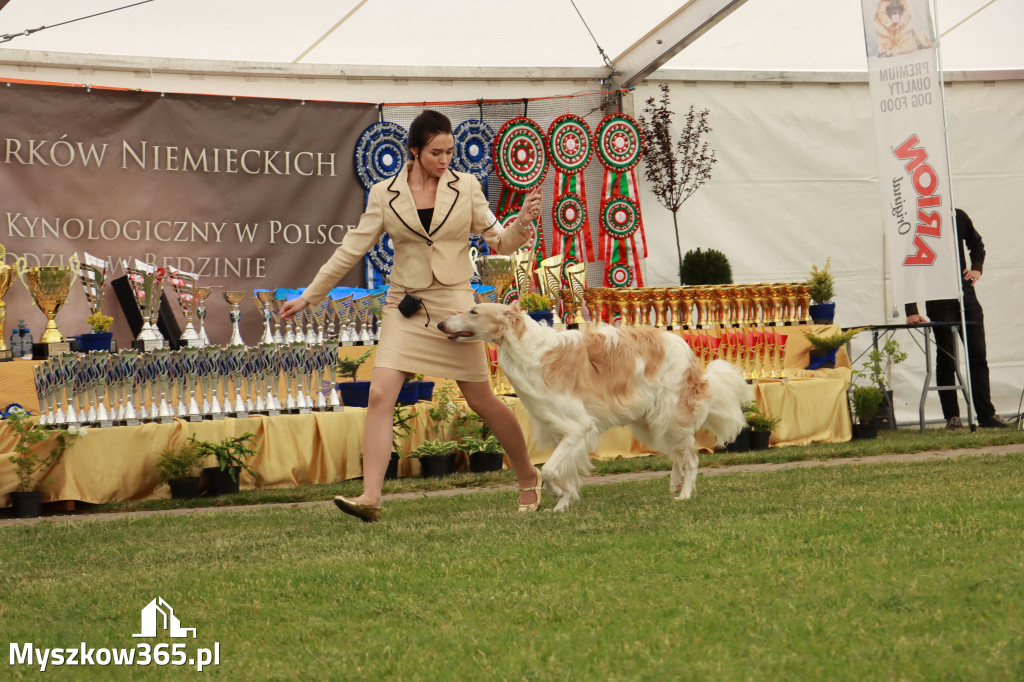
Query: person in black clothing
905 208 1009 429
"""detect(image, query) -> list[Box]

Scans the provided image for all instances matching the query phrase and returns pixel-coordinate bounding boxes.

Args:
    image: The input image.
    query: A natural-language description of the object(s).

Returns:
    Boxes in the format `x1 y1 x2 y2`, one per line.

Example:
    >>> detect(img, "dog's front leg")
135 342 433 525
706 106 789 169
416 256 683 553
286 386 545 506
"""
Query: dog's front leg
669 459 683 496
674 449 699 501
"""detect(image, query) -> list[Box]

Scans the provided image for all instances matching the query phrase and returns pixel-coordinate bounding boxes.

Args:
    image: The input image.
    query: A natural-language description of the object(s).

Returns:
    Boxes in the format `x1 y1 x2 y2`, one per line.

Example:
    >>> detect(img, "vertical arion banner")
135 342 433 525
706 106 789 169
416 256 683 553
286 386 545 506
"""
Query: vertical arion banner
860 0 960 308
0 82 377 344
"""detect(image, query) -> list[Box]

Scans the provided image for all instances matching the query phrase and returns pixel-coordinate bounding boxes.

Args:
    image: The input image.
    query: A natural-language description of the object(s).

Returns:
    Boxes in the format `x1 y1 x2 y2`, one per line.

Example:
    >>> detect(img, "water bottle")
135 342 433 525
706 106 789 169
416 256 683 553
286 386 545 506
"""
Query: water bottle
19 321 32 358
9 321 22 358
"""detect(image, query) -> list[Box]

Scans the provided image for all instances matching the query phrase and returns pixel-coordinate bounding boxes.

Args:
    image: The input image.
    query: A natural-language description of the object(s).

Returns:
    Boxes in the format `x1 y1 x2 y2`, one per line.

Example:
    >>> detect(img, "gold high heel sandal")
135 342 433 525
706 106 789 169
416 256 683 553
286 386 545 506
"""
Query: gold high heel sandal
333 495 381 523
518 466 543 512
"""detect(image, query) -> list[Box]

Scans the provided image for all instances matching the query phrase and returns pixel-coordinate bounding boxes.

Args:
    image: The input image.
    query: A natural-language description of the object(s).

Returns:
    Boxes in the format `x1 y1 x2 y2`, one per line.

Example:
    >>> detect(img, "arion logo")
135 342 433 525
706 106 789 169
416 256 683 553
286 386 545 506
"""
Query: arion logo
132 598 196 639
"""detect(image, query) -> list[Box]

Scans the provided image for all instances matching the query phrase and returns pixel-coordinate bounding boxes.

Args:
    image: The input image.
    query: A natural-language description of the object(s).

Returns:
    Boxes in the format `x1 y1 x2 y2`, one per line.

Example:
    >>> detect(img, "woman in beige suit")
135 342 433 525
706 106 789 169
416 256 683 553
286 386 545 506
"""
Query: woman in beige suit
280 110 543 522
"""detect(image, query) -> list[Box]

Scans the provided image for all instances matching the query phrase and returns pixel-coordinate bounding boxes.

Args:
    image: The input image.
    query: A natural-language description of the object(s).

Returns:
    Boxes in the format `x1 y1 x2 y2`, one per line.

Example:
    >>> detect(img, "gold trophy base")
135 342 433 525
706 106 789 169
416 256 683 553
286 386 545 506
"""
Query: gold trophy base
0 348 12 362
31 342 72 360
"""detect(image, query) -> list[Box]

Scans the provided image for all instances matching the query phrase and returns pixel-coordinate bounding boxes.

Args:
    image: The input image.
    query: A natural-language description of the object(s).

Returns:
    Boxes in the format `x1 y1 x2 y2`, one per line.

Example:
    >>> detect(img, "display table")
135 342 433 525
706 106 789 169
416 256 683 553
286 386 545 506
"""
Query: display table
1 325 853 507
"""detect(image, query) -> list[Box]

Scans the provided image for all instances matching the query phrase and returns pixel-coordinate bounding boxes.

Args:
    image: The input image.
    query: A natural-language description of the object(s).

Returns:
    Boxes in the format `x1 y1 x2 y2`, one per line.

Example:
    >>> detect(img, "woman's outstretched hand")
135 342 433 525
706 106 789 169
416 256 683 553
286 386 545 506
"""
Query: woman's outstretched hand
517 186 543 227
279 297 309 320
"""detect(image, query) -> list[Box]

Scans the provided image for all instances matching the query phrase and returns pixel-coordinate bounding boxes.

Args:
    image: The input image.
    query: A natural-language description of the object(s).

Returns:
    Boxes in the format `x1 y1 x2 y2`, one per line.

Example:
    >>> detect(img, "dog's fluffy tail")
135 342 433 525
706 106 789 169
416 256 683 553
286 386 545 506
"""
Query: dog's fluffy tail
701 360 754 446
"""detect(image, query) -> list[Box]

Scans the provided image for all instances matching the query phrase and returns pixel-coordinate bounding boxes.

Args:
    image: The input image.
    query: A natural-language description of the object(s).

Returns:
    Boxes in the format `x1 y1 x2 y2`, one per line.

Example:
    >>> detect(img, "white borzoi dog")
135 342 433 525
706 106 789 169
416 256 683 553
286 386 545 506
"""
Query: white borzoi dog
438 302 753 511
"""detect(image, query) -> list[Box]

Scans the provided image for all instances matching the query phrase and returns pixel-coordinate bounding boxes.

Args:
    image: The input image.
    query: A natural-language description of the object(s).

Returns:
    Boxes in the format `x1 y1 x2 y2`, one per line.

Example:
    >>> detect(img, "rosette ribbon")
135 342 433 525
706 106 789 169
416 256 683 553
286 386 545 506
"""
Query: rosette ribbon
354 120 408 288
593 113 648 288
547 115 595 271
493 116 549 292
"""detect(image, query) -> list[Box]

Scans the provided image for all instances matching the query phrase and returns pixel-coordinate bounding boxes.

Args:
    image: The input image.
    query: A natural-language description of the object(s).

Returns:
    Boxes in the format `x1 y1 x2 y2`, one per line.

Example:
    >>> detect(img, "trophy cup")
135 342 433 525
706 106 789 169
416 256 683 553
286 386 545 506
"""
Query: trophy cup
117 349 141 426
223 290 247 347
259 343 282 416
323 339 342 411
254 290 277 345
194 286 214 347
224 344 249 418
335 294 354 346
0 244 13 361
168 350 187 418
167 266 202 347
477 255 516 305
538 255 564 329
512 250 534 301
56 351 80 427
152 347 174 423
15 253 80 357
352 294 373 345
124 259 167 351
476 286 497 304
204 346 225 420
180 346 203 421
371 290 386 342
34 362 54 425
89 351 114 428
311 301 327 346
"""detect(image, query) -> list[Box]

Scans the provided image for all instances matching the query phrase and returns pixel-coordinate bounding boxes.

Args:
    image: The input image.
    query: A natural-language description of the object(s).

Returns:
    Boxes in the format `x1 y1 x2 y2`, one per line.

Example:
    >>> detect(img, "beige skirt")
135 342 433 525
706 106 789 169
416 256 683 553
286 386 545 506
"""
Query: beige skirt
373 278 489 382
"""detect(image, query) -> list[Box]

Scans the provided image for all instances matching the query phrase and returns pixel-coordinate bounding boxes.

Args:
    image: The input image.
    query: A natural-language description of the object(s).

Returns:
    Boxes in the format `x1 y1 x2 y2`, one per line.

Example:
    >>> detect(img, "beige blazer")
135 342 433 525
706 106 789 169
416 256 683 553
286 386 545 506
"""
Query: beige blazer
301 164 531 305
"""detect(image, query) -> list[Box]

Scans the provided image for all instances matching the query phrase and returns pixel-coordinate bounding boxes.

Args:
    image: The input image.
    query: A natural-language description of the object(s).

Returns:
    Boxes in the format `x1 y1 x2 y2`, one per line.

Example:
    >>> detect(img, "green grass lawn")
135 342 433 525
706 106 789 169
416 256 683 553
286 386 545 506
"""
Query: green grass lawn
3 452 1023 680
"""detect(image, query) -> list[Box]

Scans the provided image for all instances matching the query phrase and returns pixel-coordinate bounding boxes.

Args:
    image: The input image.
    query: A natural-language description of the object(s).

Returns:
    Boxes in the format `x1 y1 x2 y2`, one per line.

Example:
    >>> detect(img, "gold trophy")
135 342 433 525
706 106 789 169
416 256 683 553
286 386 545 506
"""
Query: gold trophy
194 286 214 347
0 244 14 361
512 250 534 301
15 253 80 357
477 255 516 305
538 254 564 327
564 261 587 326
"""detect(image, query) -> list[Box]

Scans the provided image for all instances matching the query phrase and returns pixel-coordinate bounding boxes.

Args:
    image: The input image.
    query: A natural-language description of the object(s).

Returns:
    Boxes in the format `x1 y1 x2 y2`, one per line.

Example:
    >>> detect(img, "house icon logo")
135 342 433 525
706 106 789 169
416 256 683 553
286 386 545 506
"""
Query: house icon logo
133 597 197 639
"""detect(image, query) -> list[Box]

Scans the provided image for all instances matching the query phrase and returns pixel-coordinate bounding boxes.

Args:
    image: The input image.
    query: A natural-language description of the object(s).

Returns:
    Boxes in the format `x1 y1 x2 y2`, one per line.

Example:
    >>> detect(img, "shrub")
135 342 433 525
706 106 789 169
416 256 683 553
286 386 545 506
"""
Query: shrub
679 248 732 285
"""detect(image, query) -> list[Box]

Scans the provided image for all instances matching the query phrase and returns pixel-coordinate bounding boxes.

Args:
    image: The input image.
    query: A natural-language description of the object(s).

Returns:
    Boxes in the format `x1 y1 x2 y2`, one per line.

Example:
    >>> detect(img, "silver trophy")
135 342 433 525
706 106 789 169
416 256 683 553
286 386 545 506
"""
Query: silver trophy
57 351 80 427
167 266 202 347
223 290 247 347
206 346 225 420
152 347 174 424
124 259 167 350
298 344 313 414
34 362 54 426
118 349 141 425
194 286 214 347
169 350 187 418
253 290 277 345
224 345 248 418
89 351 113 427
323 339 342 411
180 346 203 421
311 303 327 346
370 290 386 342
259 343 282 416
352 294 373 345
336 294 355 345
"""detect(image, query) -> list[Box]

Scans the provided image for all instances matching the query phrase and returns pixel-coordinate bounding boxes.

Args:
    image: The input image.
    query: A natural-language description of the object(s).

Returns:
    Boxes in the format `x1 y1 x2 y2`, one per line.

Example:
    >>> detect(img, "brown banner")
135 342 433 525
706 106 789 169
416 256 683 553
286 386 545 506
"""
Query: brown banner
0 81 378 346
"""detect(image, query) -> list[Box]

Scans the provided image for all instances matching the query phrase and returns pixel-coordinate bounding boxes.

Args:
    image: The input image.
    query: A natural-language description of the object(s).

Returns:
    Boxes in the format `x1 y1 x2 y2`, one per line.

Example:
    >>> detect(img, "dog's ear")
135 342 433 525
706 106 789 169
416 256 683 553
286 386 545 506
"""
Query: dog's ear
509 300 522 312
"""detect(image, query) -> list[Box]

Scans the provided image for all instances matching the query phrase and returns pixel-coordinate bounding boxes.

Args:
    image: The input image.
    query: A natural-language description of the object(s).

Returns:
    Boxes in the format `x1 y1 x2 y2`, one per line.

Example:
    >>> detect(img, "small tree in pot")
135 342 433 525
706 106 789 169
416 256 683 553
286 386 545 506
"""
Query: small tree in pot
335 348 374 407
192 432 258 496
4 410 83 518
806 257 836 323
850 385 885 439
156 439 204 499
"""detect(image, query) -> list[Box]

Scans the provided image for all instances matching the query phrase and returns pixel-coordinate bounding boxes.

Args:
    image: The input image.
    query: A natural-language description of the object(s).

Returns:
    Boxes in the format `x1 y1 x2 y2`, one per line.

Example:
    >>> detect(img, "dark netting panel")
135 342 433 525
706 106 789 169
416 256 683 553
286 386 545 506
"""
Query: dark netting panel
381 91 626 288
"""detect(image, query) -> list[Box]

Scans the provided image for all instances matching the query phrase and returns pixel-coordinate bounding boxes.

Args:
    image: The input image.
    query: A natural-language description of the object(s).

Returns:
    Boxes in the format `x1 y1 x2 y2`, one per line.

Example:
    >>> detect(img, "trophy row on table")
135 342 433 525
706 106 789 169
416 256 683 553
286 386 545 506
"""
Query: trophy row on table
33 342 345 428
0 246 386 359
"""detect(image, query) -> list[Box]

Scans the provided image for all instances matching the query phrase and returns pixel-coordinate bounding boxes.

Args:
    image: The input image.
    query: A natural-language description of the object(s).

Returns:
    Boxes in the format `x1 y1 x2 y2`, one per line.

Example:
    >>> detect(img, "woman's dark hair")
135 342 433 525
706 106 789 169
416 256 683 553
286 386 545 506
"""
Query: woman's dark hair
407 109 453 160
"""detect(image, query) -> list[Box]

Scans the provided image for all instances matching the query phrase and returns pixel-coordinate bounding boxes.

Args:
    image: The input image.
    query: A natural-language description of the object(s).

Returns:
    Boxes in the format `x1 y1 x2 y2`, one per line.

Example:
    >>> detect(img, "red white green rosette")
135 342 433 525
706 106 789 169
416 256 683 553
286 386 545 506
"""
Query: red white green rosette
548 115 595 269
493 116 548 266
593 113 647 287
493 117 548 192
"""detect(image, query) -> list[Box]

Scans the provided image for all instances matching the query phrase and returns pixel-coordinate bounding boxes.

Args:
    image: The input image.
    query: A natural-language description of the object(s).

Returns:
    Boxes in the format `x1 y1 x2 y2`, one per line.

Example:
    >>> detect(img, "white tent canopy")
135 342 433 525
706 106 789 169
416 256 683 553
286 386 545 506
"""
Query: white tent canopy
1 0 1022 425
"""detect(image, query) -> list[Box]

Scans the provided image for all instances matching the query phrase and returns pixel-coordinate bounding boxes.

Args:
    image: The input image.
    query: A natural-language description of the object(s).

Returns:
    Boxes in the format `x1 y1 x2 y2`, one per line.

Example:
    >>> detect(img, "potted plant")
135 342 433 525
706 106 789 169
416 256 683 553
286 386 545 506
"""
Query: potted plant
858 339 908 429
679 247 733 286
78 312 115 352
408 439 459 478
4 409 83 518
802 327 862 370
743 401 782 450
519 292 554 326
452 409 505 472
408 384 461 477
335 348 374 407
192 432 258 496
387 403 418 479
155 439 204 499
850 385 885 439
461 434 505 472
413 373 435 402
806 257 836 324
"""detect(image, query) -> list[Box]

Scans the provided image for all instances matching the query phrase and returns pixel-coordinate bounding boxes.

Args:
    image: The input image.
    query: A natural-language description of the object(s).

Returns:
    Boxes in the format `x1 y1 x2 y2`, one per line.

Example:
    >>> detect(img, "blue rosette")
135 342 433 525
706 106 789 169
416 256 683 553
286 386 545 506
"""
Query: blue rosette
452 119 495 191
353 121 409 191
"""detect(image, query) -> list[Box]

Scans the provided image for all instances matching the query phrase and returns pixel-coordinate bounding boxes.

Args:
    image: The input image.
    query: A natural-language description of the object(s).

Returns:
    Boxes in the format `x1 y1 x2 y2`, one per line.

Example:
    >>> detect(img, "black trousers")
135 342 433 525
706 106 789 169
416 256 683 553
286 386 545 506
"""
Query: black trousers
924 287 996 420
